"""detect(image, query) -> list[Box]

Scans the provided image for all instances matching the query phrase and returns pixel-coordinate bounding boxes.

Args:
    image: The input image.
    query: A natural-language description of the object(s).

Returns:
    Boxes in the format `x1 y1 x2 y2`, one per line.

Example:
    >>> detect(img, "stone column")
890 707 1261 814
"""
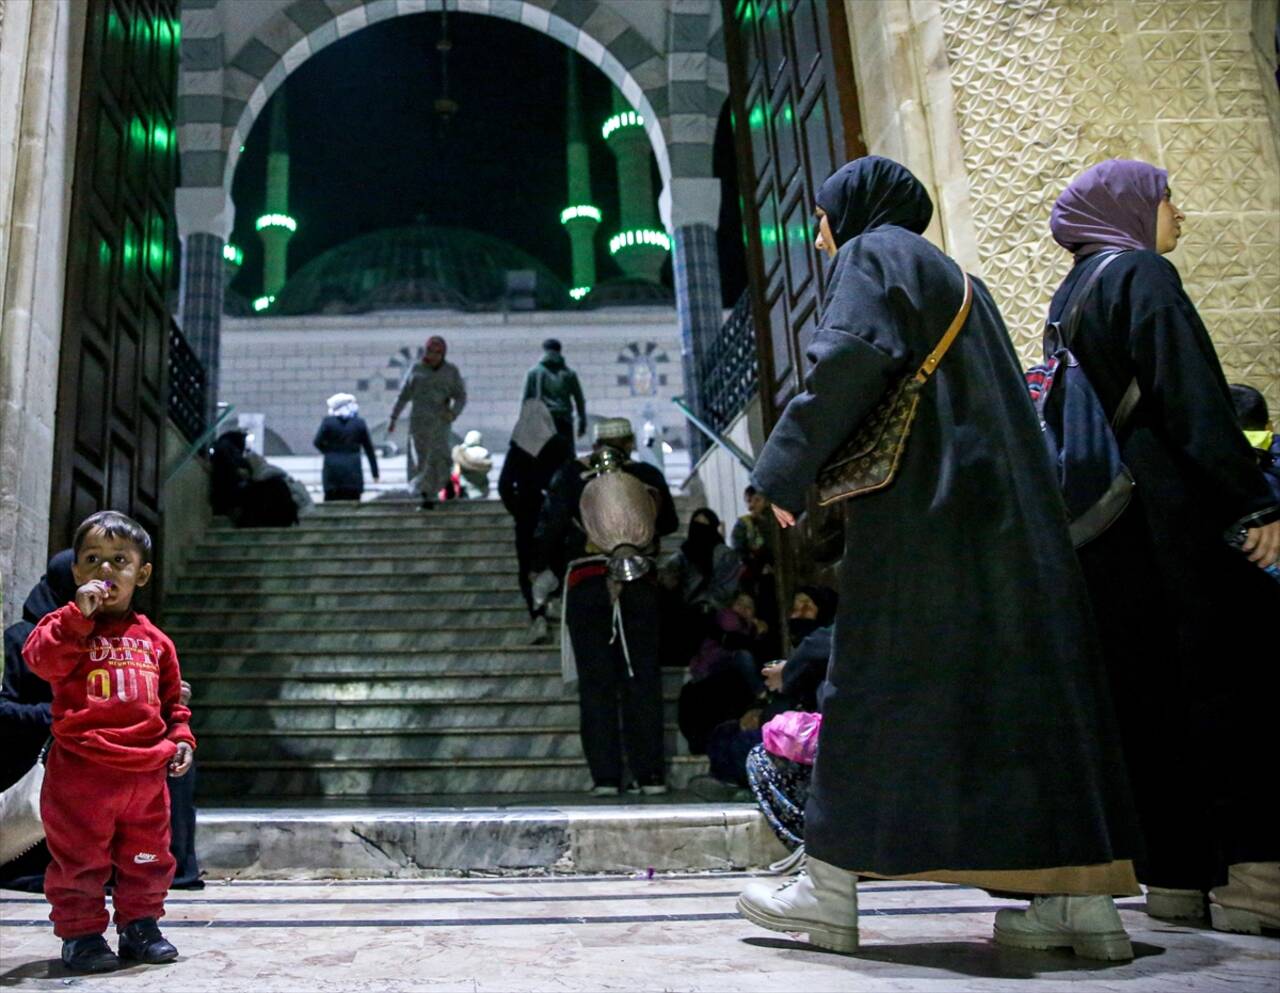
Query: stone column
665 178 723 456
178 232 224 429
175 186 234 430
0 0 87 626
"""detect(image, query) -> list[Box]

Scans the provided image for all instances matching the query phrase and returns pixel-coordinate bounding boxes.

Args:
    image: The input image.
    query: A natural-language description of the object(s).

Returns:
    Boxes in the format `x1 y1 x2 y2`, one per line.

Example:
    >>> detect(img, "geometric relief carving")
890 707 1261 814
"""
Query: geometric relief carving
940 0 1280 410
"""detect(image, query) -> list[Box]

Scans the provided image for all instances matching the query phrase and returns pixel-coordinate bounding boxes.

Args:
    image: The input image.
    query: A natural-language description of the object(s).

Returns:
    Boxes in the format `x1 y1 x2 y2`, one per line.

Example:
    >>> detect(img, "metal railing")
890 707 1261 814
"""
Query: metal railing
672 395 755 473
163 404 236 486
695 291 759 439
168 322 207 444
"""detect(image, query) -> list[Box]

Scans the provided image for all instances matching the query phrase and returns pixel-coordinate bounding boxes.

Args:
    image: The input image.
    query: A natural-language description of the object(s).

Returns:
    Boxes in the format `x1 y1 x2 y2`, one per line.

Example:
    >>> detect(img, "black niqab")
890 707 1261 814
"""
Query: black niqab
681 509 723 577
22 549 76 623
816 156 933 246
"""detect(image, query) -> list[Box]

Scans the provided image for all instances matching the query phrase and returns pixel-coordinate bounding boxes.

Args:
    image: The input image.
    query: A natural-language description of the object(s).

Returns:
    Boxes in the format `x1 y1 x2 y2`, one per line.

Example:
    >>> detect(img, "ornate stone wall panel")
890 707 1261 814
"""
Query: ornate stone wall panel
937 0 1280 409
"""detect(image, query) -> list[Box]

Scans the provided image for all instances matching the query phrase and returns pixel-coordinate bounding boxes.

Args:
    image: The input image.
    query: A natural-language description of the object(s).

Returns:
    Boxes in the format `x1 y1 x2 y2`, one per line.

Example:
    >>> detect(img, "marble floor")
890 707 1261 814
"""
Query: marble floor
1 874 1276 992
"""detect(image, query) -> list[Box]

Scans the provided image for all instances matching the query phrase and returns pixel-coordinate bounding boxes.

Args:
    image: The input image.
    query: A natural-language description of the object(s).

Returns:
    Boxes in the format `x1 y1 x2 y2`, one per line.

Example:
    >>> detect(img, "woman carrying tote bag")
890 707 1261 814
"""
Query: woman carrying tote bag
736 157 1140 962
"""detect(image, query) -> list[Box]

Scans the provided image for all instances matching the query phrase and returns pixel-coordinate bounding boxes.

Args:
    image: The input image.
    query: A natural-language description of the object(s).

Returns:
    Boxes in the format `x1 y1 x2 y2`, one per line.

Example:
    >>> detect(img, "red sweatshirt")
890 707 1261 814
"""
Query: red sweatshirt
23 603 196 772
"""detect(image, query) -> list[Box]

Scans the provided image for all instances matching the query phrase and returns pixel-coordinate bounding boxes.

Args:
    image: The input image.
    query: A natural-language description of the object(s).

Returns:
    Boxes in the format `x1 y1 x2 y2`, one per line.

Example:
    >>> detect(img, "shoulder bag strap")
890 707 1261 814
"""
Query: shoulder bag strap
913 272 973 384
1060 249 1125 351
1060 249 1141 432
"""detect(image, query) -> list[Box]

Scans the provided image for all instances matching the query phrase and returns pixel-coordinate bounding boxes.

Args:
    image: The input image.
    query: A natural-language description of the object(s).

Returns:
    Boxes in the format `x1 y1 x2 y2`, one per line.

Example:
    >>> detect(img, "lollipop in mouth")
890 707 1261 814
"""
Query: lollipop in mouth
102 580 115 591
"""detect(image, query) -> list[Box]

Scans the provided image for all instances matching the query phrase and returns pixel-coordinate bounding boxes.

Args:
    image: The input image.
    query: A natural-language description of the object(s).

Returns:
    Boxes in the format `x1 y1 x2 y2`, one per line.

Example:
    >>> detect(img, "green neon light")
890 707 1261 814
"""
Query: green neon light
608 228 671 255
223 243 243 266
602 110 644 140
252 295 275 312
255 213 296 233
569 286 591 301
560 205 602 225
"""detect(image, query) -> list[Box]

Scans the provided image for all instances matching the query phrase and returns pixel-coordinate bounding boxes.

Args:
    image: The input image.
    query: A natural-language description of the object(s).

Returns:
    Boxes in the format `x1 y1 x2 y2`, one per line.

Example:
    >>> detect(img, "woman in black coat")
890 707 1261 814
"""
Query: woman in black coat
314 393 379 502
736 157 1140 960
1048 159 1280 932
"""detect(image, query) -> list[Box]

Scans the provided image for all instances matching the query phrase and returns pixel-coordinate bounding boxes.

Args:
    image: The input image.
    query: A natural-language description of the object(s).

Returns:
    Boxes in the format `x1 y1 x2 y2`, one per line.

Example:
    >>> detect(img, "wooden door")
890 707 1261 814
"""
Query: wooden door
722 0 865 430
50 0 180 586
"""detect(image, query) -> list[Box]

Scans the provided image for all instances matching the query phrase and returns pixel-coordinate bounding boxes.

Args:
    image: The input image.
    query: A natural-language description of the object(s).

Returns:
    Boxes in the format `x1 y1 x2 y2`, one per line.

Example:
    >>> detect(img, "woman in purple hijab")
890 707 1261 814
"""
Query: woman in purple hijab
1046 159 1280 935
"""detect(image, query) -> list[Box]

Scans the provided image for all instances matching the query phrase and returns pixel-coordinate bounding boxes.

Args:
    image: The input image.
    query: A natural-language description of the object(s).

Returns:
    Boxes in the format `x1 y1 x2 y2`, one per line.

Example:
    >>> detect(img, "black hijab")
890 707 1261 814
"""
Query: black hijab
816 156 933 247
681 509 723 578
787 585 839 643
22 549 77 624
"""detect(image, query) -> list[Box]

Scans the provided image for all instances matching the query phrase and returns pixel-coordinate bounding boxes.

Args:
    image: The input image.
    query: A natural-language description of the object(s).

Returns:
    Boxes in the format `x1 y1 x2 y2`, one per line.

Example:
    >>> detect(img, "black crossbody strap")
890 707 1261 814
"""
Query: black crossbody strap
1060 249 1125 350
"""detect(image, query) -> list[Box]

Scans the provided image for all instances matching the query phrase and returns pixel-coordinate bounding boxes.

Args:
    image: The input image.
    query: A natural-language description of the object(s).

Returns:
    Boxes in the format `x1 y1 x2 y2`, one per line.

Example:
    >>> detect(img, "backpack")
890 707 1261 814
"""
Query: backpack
1025 250 1140 548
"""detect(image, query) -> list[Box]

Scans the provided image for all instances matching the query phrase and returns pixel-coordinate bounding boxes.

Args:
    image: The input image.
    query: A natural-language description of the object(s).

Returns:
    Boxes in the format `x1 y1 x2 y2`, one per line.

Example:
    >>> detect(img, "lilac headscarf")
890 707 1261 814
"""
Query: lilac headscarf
1050 159 1168 257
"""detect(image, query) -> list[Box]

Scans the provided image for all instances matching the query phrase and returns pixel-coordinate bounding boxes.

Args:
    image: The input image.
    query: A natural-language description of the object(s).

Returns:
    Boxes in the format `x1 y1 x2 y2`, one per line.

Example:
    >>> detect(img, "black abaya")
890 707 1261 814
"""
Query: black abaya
751 162 1138 888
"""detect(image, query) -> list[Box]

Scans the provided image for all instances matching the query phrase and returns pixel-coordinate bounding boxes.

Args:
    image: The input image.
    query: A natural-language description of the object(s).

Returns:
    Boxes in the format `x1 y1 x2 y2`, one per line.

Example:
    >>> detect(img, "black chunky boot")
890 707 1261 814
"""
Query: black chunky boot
61 934 119 972
117 917 178 964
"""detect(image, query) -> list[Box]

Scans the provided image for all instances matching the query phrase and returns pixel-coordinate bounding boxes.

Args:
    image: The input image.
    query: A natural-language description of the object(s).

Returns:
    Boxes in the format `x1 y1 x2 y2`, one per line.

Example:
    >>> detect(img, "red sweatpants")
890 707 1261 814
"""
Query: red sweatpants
40 745 175 938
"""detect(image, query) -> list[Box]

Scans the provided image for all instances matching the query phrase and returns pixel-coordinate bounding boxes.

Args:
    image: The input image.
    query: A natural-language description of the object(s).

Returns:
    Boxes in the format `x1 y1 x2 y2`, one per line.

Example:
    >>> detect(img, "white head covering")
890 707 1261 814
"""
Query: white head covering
510 399 557 457
326 392 359 418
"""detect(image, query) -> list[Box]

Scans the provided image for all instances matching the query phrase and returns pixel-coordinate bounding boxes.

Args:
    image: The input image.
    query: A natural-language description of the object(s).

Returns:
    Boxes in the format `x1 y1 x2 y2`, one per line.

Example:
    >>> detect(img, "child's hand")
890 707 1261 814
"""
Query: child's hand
179 680 192 706
169 742 194 777
75 580 112 618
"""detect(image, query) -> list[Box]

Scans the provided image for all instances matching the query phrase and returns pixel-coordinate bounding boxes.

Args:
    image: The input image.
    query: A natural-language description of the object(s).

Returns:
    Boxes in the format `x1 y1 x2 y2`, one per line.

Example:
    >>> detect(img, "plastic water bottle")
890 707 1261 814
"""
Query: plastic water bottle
1224 526 1280 583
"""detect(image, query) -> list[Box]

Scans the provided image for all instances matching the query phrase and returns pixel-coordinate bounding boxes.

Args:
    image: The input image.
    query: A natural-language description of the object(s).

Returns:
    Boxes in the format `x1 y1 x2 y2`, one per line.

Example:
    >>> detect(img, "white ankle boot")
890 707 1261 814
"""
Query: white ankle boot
1145 886 1206 921
737 856 859 953
1209 862 1280 935
994 895 1133 961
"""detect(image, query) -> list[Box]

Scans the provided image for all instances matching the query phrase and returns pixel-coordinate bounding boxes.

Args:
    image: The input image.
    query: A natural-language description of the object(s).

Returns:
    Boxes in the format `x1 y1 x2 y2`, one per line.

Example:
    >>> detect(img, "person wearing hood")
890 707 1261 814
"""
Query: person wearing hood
737 157 1141 961
389 336 467 509
1048 161 1280 934
523 338 586 448
499 400 576 644
209 430 297 527
658 509 743 669
313 393 379 502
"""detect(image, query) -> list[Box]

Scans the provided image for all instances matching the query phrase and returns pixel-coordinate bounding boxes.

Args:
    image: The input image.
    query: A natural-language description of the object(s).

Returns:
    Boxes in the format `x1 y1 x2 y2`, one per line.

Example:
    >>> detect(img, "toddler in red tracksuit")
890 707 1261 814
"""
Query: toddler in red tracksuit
24 511 195 973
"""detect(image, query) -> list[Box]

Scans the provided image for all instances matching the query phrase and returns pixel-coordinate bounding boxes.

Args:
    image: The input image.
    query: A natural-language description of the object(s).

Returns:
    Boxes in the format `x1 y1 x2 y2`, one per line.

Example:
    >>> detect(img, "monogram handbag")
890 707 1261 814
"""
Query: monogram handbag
0 740 49 866
815 272 973 506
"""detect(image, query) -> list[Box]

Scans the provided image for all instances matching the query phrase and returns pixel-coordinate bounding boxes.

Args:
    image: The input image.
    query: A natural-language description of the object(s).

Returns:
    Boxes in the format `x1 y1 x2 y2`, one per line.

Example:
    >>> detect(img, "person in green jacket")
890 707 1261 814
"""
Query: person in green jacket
523 338 586 448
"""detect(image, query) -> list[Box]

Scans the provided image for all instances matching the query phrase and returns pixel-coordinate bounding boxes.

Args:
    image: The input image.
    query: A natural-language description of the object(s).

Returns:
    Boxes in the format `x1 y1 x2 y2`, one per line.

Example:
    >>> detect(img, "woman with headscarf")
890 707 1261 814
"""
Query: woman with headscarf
388 336 468 510
658 509 743 668
737 157 1140 960
313 393 379 502
499 400 575 644
1047 160 1280 933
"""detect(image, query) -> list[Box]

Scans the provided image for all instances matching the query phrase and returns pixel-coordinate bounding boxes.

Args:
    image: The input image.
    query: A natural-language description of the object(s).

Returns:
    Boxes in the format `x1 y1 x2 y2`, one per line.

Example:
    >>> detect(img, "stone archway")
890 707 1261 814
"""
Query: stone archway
175 0 731 446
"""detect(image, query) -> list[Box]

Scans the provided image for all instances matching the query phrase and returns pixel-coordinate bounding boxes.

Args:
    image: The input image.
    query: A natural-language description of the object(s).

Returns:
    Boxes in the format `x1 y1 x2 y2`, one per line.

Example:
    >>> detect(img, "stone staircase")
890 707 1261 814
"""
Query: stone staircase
170 498 706 800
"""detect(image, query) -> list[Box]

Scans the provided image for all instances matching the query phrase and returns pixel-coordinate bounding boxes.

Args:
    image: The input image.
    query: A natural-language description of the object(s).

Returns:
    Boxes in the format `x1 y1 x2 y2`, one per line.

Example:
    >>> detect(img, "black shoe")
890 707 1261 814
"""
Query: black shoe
61 934 119 973
418 498 435 510
117 917 178 964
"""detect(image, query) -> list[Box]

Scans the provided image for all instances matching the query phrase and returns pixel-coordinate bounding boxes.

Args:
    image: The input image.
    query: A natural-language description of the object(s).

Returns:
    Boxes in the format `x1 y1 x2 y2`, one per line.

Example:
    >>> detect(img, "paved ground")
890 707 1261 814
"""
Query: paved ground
1 874 1276 991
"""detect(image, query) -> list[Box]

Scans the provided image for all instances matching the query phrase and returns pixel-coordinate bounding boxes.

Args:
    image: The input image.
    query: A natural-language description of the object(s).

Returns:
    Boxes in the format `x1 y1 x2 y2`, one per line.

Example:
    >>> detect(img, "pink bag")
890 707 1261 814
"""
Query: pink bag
761 711 822 765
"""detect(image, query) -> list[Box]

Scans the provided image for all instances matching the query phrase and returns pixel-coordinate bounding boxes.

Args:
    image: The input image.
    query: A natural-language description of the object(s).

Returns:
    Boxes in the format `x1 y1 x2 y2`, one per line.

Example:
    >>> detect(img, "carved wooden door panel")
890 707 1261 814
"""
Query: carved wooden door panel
723 0 865 430
50 0 180 579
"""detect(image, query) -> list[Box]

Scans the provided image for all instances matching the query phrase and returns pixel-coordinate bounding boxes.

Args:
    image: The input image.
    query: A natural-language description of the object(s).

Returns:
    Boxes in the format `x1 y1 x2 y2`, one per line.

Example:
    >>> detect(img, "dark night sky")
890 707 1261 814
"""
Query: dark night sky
229 13 640 300
227 11 746 307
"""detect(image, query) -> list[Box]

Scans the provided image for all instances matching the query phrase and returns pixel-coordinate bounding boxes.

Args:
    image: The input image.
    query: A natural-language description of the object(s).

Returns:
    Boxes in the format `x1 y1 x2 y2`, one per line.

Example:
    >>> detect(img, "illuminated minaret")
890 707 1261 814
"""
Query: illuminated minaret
603 88 668 283
254 95 296 311
560 52 599 302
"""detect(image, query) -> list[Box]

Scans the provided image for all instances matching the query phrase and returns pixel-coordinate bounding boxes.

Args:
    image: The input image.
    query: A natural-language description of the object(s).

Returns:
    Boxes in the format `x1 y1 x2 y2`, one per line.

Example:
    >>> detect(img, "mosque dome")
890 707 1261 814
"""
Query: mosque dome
265 225 570 315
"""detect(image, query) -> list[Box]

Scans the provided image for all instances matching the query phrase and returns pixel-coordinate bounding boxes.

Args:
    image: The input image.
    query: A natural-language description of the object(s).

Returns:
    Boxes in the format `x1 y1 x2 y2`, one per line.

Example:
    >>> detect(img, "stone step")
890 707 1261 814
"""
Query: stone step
187 670 686 703
193 697 587 731
166 607 533 630
198 802 781 877
171 574 521 595
195 754 710 798
190 543 517 562
178 644 561 666
182 652 573 676
171 626 545 651
209 515 516 534
163 591 529 612
198 530 519 547
193 557 517 576
191 725 684 761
